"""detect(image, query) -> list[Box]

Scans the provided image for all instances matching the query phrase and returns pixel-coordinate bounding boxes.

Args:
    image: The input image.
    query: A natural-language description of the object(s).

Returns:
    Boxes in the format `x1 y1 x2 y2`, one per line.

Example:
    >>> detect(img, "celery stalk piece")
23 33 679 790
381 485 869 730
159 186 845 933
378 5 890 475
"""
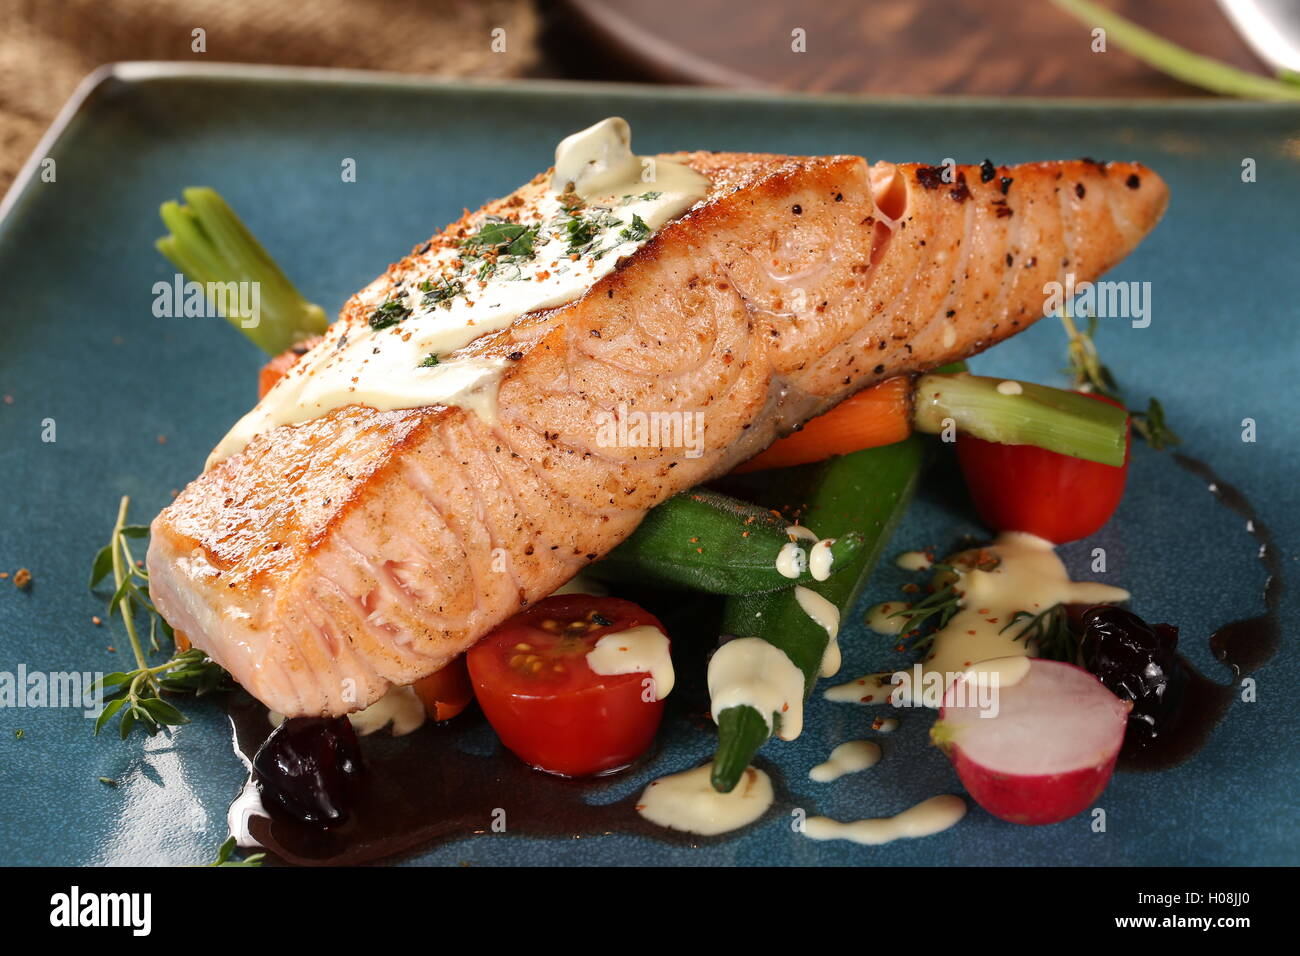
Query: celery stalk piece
912 372 1128 467
155 187 328 356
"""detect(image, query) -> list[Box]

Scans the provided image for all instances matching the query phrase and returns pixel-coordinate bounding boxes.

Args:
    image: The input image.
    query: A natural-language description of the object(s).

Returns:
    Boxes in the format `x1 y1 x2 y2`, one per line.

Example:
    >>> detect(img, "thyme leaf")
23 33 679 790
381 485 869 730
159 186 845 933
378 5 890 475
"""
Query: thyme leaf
368 298 412 331
619 213 651 243
209 836 265 867
1000 604 1077 663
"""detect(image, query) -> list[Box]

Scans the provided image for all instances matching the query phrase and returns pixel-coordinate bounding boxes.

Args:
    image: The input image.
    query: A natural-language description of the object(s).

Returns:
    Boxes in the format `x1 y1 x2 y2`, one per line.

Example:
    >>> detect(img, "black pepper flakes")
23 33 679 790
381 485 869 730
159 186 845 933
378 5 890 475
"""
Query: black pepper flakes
792 204 803 215
1126 173 1141 189
949 173 971 203
915 165 948 190
979 159 996 183
1075 183 1086 199
999 176 1013 195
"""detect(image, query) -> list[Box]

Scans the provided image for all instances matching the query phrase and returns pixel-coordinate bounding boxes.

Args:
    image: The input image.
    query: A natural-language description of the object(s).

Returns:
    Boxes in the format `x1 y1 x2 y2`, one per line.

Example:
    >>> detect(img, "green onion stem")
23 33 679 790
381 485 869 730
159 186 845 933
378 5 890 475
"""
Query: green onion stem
912 372 1128 467
1052 0 1300 101
155 187 327 355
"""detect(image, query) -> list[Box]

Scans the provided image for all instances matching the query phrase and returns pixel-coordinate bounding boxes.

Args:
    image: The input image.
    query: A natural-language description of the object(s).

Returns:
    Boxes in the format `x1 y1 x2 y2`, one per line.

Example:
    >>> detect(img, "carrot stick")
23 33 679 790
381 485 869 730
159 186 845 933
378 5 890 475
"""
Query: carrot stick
731 376 913 474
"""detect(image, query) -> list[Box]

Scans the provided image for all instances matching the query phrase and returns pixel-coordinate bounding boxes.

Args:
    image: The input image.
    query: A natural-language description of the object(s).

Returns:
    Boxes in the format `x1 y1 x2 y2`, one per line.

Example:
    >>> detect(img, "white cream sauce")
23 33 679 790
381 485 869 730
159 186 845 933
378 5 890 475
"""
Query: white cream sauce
708 637 806 740
802 795 967 846
775 542 807 579
637 763 773 836
208 117 710 467
872 716 899 733
839 533 1127 708
585 624 675 700
894 550 933 571
809 740 881 782
919 531 1128 682
808 539 835 581
823 671 898 705
794 585 841 678
864 601 907 636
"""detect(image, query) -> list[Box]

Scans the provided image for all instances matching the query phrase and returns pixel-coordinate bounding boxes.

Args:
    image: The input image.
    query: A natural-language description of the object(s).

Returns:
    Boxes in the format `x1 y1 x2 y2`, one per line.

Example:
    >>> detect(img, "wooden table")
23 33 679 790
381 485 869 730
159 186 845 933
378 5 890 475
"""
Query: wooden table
543 0 1267 97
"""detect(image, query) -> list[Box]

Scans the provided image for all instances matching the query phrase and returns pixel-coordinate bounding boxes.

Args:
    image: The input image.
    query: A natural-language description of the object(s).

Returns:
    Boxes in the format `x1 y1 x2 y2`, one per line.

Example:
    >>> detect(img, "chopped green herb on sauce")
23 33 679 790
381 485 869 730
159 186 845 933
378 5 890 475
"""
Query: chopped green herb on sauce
369 298 413 331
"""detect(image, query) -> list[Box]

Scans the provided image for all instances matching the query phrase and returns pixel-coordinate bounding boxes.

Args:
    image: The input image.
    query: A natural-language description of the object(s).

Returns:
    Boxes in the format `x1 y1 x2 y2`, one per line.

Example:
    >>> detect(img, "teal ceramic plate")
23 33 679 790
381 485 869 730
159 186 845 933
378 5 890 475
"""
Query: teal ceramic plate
1 64 1296 865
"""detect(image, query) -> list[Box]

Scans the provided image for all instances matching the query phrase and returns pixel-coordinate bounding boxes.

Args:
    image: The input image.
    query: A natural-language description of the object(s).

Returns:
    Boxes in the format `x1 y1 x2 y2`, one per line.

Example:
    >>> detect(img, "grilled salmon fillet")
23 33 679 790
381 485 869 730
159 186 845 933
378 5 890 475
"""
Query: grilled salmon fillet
147 151 1167 717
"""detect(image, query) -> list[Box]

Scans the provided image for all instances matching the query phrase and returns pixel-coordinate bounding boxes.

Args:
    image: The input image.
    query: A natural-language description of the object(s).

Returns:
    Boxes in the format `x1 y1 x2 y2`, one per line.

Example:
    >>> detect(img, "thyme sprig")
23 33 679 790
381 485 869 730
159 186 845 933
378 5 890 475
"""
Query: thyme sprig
89 496 228 738
1059 309 1180 451
1000 604 1077 663
882 564 965 654
1060 311 1119 399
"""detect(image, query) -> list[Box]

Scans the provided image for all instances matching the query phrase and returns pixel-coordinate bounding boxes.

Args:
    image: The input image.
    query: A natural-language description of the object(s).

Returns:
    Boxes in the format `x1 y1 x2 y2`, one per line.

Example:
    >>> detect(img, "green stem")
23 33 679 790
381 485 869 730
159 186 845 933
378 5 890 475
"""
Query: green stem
1052 0 1300 101
712 706 772 793
110 496 152 681
156 187 327 355
710 436 928 792
912 372 1128 467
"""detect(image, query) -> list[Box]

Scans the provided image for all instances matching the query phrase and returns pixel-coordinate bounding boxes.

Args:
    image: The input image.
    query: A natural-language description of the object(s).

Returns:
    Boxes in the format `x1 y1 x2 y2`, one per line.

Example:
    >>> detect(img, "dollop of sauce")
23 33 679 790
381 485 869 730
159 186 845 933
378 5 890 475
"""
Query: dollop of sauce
836 532 1127 706
802 795 967 846
708 637 806 740
918 532 1128 682
794 585 842 677
775 541 807 579
808 539 835 581
586 625 675 700
637 763 773 836
208 117 710 467
809 740 881 782
864 601 907 635
894 550 933 572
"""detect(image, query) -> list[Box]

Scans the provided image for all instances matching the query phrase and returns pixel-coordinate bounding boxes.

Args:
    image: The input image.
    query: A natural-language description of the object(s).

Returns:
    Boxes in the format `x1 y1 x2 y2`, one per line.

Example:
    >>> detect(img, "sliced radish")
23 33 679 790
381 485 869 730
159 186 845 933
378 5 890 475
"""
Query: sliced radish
931 657 1131 826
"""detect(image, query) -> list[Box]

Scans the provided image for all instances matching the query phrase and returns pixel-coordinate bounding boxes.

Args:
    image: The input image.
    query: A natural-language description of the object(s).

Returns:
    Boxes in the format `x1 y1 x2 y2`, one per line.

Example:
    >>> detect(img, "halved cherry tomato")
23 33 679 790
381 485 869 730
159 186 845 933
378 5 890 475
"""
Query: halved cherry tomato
412 655 475 722
955 393 1130 544
466 595 669 777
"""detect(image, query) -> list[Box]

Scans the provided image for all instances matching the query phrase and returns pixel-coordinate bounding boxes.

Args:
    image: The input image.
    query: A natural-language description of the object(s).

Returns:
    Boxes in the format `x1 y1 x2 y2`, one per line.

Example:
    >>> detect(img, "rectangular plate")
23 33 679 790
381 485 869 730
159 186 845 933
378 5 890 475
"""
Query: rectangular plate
1 63 1297 865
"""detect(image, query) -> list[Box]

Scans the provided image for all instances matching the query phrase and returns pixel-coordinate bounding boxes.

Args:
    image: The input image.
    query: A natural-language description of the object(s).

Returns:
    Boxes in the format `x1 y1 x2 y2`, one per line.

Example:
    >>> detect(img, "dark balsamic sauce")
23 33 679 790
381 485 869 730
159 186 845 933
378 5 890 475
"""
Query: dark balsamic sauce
1117 454 1281 772
225 592 797 866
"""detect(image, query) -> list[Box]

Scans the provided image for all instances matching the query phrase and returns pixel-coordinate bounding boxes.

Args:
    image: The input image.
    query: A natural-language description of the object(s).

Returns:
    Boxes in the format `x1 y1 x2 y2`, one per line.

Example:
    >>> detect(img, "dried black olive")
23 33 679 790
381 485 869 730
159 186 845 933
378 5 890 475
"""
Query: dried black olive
253 716 364 826
1080 606 1187 752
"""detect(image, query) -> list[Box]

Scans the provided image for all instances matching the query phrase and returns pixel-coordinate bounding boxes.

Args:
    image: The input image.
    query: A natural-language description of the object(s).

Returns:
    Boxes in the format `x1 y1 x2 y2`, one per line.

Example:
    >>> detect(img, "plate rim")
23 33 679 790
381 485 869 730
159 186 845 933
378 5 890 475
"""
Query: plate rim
4 59 1297 228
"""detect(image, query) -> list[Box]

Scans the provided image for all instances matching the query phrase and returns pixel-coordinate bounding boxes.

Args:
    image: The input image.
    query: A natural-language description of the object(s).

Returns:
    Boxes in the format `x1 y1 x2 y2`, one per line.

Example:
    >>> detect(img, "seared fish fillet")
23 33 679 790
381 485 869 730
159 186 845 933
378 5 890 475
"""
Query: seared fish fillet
147 152 1167 716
